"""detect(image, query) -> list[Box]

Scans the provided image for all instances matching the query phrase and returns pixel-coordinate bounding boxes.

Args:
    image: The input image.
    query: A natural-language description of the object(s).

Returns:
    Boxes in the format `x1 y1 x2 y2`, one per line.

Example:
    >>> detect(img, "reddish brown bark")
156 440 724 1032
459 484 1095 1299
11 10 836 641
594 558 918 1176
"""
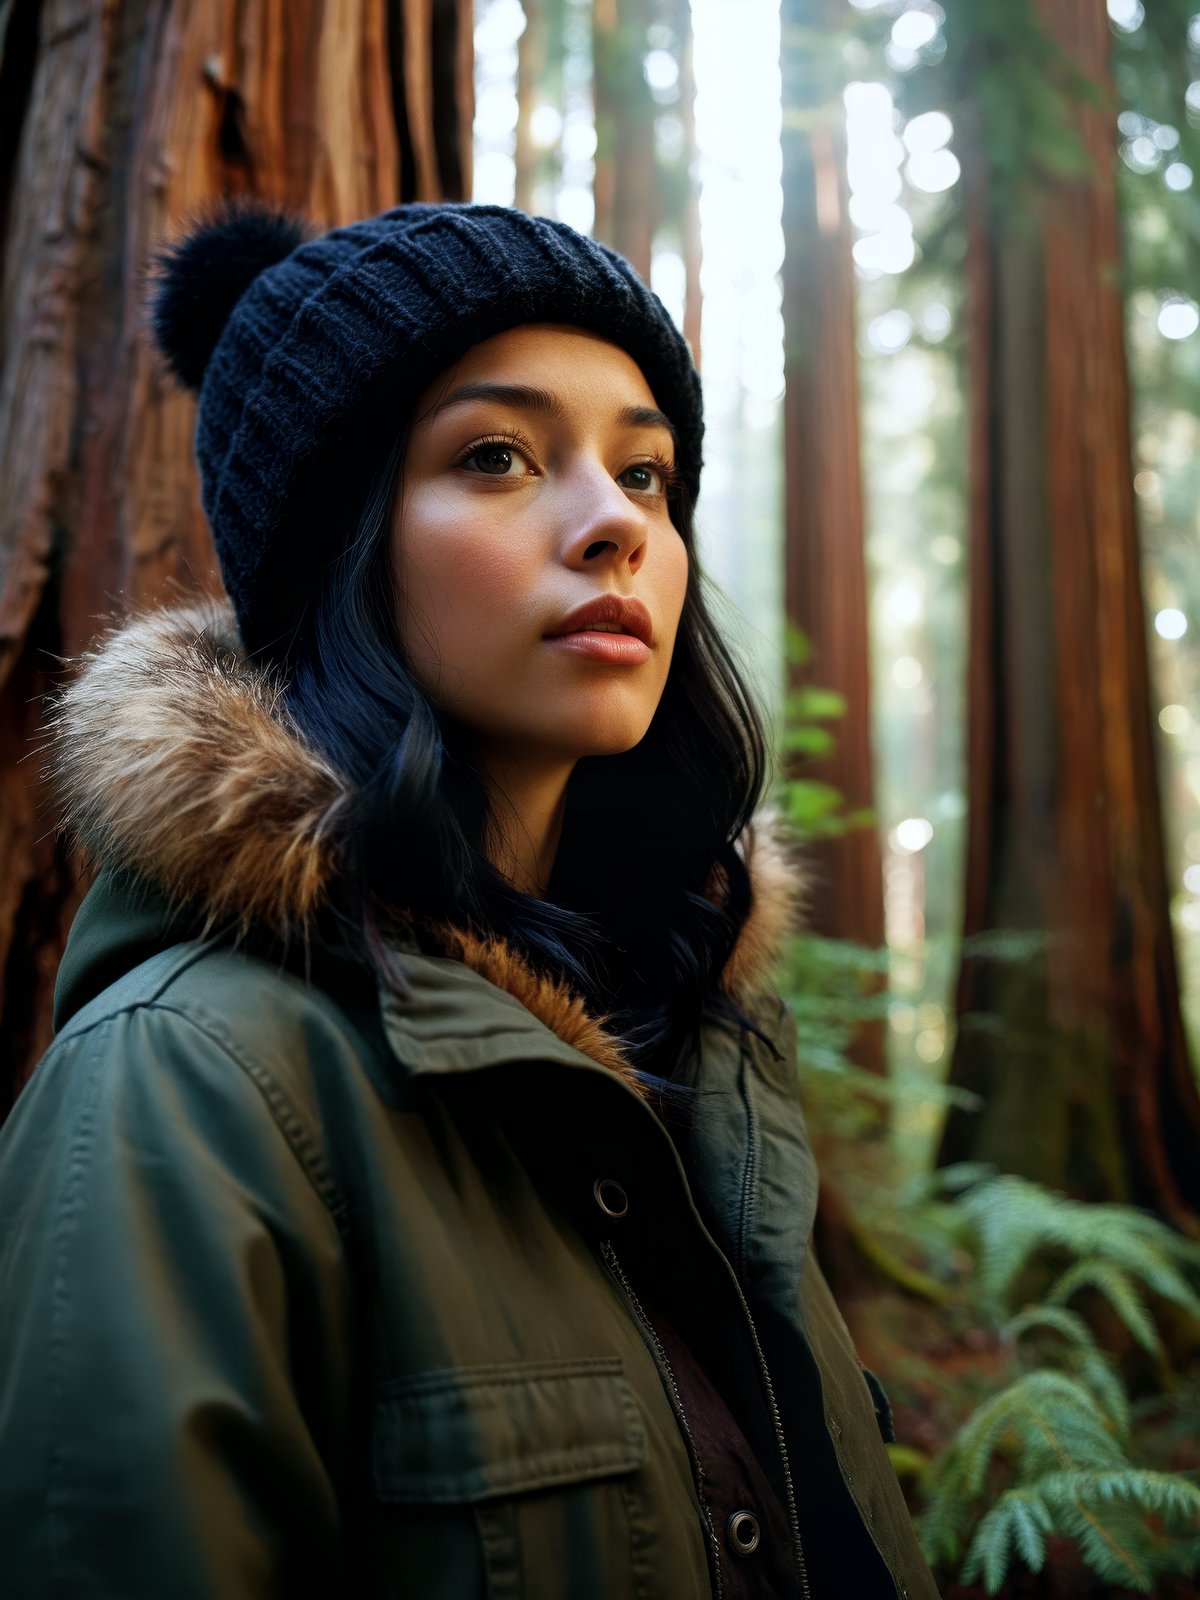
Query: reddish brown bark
940 1 1200 1230
0 0 473 1112
780 0 885 1074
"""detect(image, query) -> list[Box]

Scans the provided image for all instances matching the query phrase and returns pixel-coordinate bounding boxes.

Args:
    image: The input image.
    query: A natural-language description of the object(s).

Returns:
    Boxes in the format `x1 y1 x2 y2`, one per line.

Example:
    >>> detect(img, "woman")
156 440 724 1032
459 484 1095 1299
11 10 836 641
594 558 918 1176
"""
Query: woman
0 201 939 1599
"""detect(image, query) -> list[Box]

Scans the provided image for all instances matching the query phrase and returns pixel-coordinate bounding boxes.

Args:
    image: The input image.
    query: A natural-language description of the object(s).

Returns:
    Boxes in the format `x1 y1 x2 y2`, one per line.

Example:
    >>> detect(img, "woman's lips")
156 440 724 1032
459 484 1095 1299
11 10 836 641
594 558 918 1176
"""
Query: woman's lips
547 594 654 645
544 631 652 664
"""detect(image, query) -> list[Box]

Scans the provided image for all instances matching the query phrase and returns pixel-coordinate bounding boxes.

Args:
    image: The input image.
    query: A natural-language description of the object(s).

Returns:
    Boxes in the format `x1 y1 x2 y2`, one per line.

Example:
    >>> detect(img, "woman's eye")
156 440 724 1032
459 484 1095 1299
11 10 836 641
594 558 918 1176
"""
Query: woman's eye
461 442 531 477
618 462 667 494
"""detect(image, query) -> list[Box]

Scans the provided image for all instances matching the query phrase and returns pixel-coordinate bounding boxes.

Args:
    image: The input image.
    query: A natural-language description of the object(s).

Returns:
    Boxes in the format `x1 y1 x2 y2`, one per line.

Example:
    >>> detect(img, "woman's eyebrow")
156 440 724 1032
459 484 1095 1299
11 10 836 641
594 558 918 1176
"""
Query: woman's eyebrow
428 381 677 445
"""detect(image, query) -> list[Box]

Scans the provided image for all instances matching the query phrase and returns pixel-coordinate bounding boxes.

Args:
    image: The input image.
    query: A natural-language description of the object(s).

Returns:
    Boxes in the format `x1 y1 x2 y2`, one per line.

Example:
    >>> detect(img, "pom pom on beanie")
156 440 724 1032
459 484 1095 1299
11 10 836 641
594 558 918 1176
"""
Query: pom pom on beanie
147 200 704 659
150 201 311 391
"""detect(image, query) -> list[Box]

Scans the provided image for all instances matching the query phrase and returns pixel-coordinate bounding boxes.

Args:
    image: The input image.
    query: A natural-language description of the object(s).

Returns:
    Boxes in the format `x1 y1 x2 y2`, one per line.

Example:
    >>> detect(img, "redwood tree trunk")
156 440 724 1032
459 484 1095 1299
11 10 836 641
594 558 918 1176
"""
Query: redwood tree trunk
939 0 1200 1231
0 0 473 1113
780 0 885 1074
592 0 657 281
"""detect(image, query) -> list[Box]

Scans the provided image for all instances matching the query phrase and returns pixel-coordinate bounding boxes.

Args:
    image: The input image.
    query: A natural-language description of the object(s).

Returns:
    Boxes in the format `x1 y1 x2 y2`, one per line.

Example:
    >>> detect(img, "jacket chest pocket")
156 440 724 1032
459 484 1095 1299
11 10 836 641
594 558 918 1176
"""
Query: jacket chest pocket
371 1355 647 1600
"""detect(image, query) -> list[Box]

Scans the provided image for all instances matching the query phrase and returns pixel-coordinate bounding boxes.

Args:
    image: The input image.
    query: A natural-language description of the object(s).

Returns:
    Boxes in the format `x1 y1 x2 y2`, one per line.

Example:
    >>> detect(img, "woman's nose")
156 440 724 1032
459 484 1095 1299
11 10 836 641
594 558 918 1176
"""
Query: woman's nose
558 464 648 573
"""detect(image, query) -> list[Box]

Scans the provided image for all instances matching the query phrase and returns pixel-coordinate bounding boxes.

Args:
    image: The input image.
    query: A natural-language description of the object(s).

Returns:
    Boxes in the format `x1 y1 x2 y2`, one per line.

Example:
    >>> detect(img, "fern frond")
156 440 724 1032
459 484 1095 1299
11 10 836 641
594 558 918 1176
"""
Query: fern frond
917 1482 970 1570
1003 1304 1096 1350
1070 1347 1130 1437
1054 1494 1157 1591
1046 1261 1162 1356
926 1160 1000 1197
952 1174 1200 1318
959 1489 1052 1594
956 1468 1200 1595
1039 1468 1200 1522
947 1369 1124 1497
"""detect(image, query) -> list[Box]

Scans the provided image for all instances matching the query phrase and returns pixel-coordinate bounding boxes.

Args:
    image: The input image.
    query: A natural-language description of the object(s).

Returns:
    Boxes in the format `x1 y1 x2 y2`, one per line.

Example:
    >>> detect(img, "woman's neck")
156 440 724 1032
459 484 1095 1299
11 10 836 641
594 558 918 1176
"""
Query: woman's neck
478 748 574 899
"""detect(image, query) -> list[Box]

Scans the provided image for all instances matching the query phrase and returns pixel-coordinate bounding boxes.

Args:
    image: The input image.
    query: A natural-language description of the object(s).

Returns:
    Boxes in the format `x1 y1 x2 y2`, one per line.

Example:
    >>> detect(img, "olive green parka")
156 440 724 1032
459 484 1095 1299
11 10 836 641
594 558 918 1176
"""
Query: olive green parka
0 604 940 1600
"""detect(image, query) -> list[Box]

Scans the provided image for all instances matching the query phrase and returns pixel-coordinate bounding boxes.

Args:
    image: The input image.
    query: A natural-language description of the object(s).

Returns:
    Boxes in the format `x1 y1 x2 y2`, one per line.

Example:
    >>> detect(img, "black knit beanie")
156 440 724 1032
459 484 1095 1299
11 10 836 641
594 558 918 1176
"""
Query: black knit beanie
149 200 704 658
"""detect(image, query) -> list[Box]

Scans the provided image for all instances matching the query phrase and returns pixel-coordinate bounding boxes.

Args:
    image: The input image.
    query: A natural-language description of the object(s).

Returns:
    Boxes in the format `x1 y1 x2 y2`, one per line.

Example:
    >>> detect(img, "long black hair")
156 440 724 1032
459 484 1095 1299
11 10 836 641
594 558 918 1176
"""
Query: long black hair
278 408 771 1084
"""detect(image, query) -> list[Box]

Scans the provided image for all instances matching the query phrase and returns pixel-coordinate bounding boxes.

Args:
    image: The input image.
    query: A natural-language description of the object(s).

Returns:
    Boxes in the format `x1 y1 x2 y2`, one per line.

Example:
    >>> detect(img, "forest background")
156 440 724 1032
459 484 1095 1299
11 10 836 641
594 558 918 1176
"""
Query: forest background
2 0 1200 1593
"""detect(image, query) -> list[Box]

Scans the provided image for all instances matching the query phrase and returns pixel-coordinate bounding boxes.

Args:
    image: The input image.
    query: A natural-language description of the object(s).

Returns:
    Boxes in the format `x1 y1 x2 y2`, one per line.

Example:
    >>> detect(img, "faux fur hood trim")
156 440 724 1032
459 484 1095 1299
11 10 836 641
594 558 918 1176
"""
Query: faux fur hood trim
46 600 804 1091
47 602 349 944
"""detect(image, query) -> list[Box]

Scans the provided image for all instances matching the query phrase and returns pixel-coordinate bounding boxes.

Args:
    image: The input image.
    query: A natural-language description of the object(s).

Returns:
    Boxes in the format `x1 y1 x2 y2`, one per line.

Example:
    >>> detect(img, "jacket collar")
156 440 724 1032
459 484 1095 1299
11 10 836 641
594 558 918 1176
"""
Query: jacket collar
47 601 803 1094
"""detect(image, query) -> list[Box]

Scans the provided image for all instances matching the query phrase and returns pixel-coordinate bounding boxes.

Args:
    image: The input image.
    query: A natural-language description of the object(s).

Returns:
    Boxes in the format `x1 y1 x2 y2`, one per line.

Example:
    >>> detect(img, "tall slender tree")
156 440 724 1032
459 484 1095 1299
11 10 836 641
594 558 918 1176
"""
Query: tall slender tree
938 0 1200 1231
781 0 886 1075
592 0 657 280
0 0 474 1112
674 7 702 366
514 0 549 212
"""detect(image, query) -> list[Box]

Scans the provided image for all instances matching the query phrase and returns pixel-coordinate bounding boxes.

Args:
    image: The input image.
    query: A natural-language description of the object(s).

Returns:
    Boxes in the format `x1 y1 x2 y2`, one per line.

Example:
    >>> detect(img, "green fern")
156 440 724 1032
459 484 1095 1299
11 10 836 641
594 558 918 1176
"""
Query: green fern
1044 1259 1164 1357
961 1471 1200 1594
916 1170 1200 1593
958 1490 1054 1591
1003 1303 1094 1347
935 1170 1200 1328
921 1381 1200 1593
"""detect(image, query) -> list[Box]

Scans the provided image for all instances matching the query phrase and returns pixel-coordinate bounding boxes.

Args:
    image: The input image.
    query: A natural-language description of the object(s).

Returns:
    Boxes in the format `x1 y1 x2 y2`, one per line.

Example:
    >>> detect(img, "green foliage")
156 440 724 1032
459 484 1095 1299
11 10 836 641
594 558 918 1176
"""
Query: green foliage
855 0 1103 224
913 1167 1200 1593
955 1471 1200 1595
777 923 979 1140
952 0 1102 208
777 626 875 844
942 1169 1200 1325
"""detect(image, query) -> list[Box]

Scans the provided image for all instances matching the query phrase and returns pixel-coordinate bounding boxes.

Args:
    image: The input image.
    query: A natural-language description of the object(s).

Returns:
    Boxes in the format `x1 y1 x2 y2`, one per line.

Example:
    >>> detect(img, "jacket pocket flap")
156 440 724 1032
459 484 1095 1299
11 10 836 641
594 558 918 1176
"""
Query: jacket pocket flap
372 1355 646 1504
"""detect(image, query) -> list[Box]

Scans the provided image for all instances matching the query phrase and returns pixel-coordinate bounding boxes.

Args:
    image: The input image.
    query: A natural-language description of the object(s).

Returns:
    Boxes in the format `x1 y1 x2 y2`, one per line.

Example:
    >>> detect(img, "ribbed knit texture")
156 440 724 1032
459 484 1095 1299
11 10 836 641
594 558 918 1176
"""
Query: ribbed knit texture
176 202 704 657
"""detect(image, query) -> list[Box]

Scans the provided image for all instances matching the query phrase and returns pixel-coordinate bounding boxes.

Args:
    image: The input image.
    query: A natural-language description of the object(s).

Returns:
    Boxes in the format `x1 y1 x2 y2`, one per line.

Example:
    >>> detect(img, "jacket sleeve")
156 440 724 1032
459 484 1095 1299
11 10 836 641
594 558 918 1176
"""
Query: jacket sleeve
0 1002 353 1599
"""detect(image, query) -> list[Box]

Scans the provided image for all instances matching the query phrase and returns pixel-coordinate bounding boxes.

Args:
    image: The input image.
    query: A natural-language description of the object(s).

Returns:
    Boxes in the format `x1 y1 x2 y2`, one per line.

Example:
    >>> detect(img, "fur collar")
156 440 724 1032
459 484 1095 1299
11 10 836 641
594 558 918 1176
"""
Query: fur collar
46 602 803 1094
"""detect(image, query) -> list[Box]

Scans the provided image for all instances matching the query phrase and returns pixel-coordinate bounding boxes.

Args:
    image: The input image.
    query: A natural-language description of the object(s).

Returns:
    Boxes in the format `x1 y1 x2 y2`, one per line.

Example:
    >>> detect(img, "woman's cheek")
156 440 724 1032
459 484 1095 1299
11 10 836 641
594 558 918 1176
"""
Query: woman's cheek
403 532 543 710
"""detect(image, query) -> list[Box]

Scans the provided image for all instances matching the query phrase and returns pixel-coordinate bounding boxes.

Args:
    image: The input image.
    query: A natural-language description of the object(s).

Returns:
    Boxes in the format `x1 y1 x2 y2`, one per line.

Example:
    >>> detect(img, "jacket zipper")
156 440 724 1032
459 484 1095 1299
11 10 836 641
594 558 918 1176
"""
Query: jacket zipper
725 1268 812 1600
601 1239 725 1600
732 1053 813 1600
602 1237 813 1600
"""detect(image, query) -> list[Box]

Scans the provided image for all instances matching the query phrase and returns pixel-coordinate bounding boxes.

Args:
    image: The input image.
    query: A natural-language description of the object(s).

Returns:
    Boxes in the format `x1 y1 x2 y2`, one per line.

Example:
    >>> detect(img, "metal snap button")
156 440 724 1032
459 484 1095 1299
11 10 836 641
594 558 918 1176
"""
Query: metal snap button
593 1178 629 1218
726 1509 760 1556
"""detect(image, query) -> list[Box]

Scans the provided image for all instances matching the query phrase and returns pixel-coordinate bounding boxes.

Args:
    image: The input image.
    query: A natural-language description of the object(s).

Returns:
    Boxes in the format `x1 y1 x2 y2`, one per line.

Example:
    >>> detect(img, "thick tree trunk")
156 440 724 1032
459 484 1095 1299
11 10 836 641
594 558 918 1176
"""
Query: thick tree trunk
780 0 885 1075
939 0 1200 1231
0 0 473 1113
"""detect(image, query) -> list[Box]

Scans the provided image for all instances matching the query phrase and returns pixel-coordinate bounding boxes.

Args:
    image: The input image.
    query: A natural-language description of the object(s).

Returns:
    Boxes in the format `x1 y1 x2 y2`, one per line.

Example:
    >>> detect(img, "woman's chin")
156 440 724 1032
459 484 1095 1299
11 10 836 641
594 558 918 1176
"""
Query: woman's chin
547 708 657 758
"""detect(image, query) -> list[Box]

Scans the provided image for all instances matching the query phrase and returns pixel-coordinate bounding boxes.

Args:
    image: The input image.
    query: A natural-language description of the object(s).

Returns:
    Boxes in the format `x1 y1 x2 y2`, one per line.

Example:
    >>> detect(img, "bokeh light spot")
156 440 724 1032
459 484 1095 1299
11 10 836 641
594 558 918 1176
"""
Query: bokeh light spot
1107 0 1145 30
903 110 953 156
906 149 961 193
893 817 934 853
892 11 940 51
1155 607 1188 639
931 535 961 565
868 309 914 353
1158 297 1200 340
892 655 924 689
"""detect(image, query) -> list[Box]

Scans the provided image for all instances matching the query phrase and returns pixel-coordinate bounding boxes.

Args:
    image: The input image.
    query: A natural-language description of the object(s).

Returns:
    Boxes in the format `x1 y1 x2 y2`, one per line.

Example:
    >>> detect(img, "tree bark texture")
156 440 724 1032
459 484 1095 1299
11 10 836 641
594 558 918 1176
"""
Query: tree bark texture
0 0 473 1113
780 0 885 1073
939 0 1200 1230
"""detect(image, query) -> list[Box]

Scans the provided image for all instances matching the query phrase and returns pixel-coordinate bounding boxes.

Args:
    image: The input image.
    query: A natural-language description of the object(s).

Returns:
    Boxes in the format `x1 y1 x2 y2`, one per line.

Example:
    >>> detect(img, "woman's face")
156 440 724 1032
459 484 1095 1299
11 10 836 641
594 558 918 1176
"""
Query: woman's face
391 324 690 768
